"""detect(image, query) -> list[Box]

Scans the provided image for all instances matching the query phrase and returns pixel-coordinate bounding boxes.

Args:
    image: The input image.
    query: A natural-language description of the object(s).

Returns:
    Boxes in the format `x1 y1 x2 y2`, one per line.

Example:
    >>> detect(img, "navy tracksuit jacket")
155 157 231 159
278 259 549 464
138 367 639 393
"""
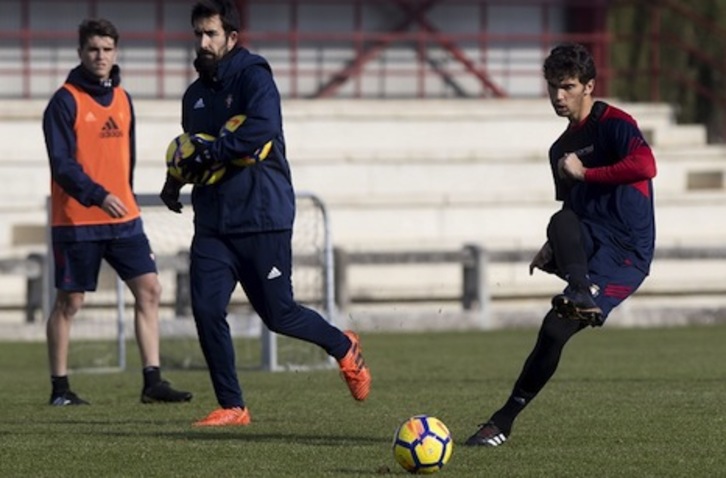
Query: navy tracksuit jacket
181 47 349 408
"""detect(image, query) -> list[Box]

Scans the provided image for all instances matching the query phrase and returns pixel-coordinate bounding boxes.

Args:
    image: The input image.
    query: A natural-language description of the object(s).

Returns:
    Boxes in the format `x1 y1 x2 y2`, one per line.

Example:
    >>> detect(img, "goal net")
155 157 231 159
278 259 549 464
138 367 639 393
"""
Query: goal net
47 191 336 372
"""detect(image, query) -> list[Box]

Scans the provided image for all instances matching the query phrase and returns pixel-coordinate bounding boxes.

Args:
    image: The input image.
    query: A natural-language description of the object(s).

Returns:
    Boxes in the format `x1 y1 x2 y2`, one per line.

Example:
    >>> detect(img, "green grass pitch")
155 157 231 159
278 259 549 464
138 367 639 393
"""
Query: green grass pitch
0 324 725 477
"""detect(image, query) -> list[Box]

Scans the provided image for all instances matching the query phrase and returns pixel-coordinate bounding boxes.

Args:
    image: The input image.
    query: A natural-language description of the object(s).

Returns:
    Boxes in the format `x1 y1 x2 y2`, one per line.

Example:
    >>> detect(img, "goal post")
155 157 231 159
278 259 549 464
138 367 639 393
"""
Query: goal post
44 191 338 372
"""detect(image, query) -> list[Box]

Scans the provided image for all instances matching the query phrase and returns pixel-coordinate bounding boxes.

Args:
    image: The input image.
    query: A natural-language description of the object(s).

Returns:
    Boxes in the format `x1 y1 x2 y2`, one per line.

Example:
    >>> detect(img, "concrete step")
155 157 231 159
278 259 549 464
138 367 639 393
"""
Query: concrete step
651 125 708 148
1 98 721 254
6 145 726 215
3 173 726 253
4 99 696 161
317 197 726 250
290 156 726 200
0 190 659 253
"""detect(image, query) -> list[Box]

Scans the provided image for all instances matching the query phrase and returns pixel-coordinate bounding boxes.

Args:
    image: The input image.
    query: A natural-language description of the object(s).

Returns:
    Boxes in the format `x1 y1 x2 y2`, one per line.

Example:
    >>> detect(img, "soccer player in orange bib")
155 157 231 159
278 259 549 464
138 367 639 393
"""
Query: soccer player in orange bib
42 18 192 406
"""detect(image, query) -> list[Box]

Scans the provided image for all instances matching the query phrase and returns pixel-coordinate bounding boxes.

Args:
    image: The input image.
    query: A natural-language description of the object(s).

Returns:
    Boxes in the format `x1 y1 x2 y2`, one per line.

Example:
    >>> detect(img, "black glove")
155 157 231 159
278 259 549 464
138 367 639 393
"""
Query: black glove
160 174 184 213
178 135 215 184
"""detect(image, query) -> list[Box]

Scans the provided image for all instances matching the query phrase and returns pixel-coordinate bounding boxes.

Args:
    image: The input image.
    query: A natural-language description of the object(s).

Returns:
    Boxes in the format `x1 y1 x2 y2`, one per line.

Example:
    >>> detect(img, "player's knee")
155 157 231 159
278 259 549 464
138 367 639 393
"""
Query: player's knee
53 292 84 318
191 299 225 322
261 302 303 335
145 279 162 304
130 275 162 307
547 209 579 238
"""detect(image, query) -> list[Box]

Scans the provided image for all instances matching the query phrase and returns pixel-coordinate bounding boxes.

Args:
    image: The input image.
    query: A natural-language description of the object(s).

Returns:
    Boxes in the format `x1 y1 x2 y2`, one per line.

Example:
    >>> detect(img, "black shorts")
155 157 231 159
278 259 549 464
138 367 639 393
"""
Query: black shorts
53 234 157 291
578 222 648 318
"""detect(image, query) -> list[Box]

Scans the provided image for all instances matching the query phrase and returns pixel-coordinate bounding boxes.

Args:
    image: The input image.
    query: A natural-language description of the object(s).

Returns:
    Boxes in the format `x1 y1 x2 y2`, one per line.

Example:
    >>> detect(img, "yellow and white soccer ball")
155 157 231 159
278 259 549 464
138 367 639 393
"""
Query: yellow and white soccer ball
392 415 453 474
218 114 273 167
165 132 224 185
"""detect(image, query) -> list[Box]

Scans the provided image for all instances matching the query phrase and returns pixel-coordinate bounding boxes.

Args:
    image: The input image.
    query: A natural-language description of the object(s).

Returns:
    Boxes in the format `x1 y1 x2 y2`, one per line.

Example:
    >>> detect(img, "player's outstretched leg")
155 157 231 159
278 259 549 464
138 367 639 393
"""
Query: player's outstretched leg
465 310 586 447
337 330 371 401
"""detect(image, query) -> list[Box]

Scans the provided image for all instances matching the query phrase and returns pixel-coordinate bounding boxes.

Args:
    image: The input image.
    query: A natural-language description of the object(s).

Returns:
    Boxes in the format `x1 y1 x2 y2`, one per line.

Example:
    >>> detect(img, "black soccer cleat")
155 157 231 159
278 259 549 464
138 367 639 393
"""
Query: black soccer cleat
49 390 90 406
141 380 193 404
552 285 604 326
464 421 508 447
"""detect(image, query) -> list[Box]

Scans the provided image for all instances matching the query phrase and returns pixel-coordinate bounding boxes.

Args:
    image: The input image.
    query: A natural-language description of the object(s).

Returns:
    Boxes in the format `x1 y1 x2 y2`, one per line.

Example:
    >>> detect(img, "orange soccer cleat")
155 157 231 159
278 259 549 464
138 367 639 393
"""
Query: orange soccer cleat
192 407 251 427
338 330 371 401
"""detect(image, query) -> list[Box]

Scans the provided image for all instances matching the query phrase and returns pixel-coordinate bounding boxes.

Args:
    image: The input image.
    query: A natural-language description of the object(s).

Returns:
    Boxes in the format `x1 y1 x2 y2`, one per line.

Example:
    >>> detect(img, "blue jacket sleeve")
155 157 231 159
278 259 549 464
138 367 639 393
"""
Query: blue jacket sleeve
43 89 109 207
211 65 282 162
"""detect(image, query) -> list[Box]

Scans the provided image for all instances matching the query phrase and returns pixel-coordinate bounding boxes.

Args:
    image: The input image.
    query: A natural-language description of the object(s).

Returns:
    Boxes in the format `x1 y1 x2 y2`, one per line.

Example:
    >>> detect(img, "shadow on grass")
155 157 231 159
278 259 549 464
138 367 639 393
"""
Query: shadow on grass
93 429 388 446
0 422 389 447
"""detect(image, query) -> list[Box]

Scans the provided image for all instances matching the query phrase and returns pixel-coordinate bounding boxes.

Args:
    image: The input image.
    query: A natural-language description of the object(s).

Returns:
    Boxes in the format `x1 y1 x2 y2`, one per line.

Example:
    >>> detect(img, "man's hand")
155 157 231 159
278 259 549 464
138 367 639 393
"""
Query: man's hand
529 241 555 275
178 135 215 184
101 194 128 219
557 152 587 181
160 174 184 213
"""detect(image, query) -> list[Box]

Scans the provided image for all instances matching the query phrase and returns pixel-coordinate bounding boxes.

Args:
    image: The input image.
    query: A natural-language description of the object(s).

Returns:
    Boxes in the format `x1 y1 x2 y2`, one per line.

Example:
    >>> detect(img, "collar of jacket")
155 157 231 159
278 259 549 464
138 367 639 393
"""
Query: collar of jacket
198 47 244 90
66 64 121 97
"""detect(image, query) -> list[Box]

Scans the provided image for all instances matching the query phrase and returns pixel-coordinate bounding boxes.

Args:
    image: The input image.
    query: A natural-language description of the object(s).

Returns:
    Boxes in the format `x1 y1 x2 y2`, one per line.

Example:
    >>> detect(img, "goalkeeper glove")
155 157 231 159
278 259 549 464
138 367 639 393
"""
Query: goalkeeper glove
178 135 215 184
160 174 184 213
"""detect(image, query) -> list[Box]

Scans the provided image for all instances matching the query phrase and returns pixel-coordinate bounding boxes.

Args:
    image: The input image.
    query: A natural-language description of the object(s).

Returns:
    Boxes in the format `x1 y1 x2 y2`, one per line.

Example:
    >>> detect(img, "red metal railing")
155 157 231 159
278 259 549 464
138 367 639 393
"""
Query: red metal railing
0 0 611 100
1 0 723 140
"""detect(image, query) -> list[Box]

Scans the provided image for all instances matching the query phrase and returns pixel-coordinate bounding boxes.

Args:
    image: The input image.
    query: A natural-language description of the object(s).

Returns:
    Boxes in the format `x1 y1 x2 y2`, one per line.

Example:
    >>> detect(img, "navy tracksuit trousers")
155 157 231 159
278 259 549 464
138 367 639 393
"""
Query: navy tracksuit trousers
190 228 350 408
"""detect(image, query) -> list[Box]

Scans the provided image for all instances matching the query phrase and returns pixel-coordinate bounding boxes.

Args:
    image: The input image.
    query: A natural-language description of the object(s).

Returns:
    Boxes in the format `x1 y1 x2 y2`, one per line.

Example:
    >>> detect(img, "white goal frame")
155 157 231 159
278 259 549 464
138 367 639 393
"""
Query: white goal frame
44 191 337 372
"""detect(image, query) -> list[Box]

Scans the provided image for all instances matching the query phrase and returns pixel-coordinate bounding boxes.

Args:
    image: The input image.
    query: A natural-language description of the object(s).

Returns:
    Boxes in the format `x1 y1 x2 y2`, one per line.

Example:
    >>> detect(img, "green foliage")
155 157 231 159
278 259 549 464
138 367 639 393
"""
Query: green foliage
1 325 725 477
608 1 726 140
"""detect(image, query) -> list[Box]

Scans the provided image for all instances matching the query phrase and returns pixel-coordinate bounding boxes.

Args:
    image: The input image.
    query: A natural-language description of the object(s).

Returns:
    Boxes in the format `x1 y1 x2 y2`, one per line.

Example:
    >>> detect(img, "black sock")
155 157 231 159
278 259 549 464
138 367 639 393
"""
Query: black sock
490 311 585 436
51 375 70 395
547 209 589 287
142 366 162 390
490 394 529 435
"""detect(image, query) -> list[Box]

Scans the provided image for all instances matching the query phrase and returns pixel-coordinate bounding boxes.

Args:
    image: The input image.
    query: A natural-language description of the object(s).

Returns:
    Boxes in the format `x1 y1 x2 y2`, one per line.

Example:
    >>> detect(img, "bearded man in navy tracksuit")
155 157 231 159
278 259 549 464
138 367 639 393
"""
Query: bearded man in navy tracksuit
160 0 370 427
465 43 657 447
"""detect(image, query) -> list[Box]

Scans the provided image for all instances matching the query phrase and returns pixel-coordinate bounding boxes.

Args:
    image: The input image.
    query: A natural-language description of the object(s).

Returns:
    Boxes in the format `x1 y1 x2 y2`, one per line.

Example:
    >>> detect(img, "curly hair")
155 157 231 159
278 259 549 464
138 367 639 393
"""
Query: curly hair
543 43 596 84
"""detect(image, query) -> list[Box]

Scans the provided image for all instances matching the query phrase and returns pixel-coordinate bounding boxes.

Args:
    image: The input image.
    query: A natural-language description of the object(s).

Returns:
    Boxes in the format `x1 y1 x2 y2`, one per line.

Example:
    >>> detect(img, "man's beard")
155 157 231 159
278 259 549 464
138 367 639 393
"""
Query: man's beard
194 50 219 78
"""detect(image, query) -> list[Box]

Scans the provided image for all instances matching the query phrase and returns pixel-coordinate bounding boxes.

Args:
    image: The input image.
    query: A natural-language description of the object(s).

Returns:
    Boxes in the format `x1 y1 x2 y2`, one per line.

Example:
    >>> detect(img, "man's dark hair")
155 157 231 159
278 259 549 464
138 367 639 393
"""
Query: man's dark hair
78 18 119 49
191 0 241 34
543 43 596 84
